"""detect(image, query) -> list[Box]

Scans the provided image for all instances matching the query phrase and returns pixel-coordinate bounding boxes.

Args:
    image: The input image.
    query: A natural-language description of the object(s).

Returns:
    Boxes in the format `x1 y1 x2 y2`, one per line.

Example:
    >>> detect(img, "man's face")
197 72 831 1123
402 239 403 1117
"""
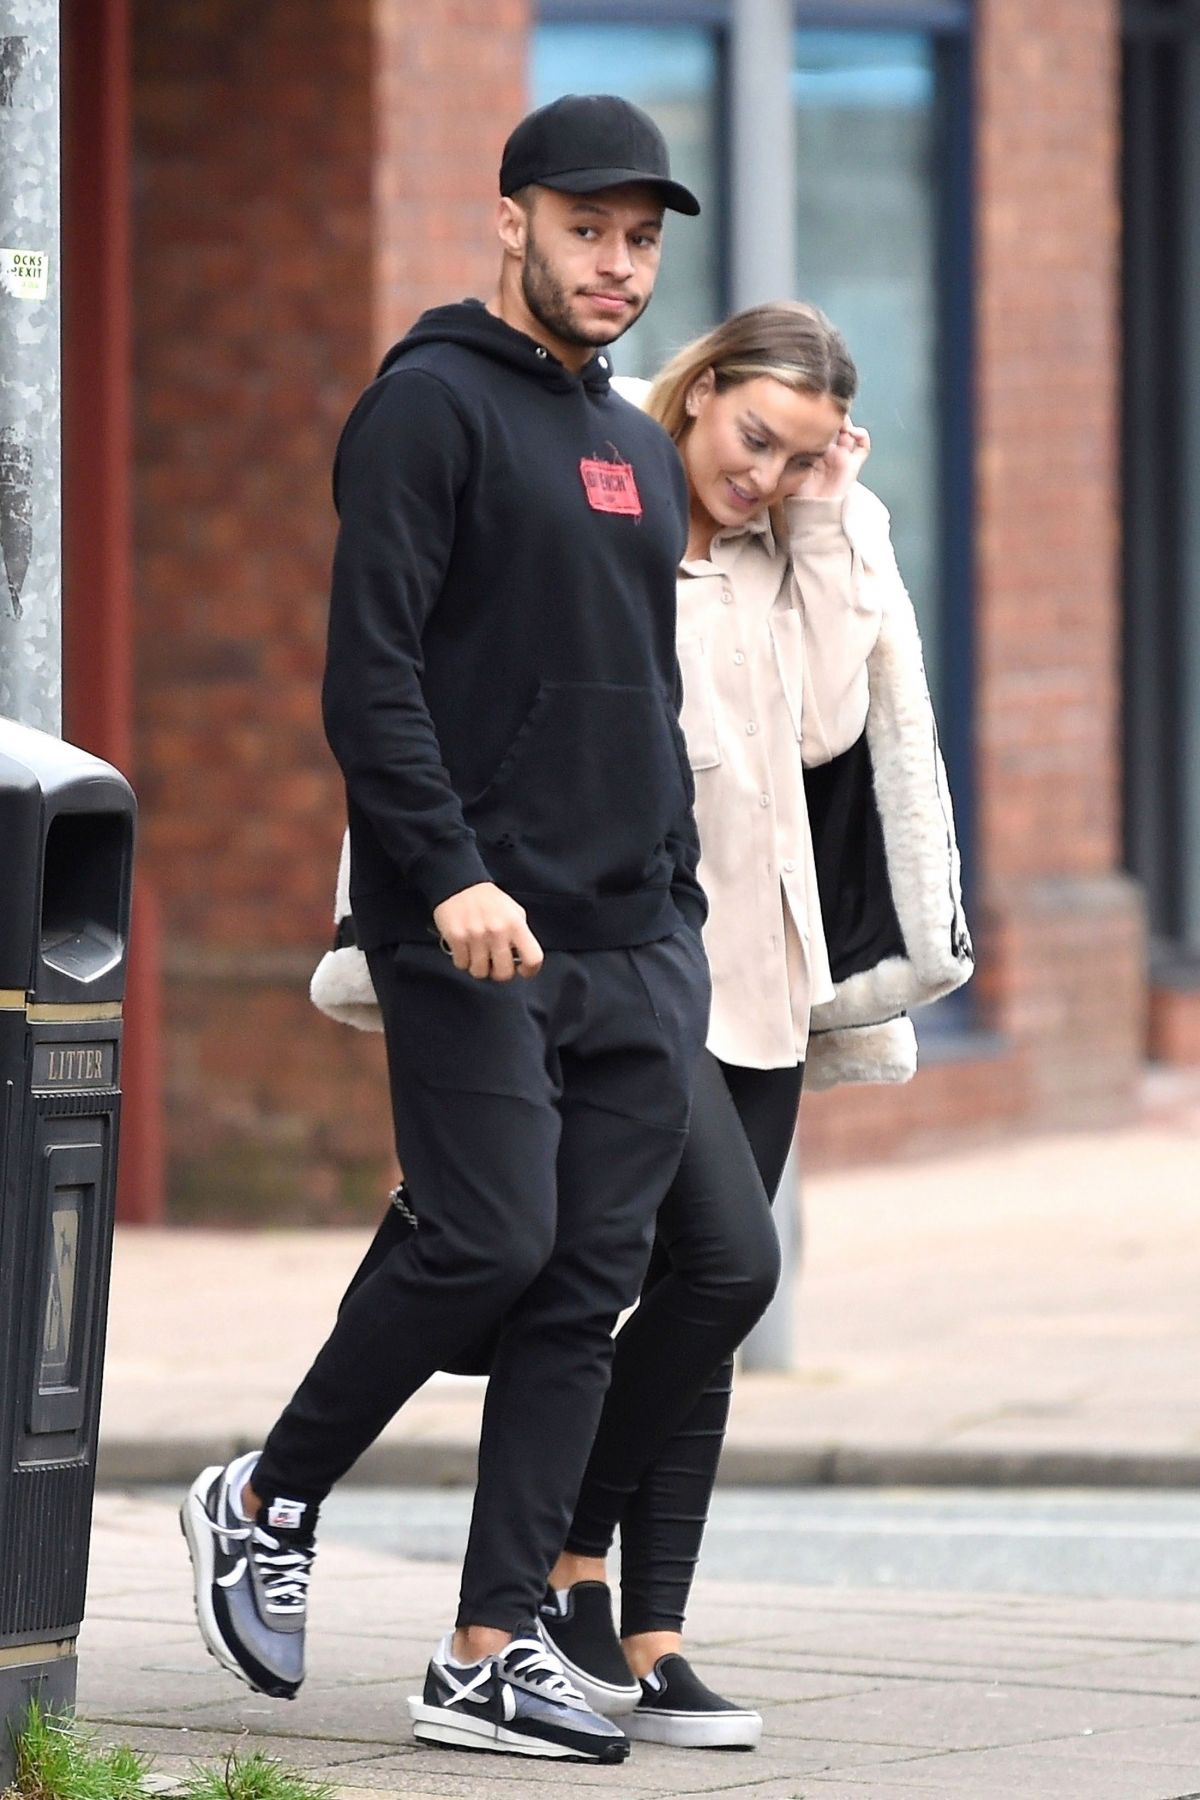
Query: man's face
519 185 664 350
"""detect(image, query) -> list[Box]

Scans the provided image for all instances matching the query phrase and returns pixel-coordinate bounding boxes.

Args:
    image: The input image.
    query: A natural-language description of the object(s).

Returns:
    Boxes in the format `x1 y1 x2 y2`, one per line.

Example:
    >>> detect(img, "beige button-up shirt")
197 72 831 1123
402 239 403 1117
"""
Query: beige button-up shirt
677 487 887 1068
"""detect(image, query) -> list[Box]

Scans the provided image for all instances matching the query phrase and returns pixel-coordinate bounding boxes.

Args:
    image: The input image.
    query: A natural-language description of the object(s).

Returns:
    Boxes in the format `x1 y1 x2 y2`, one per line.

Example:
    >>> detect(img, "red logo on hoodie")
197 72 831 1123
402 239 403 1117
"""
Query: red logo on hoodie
580 456 642 518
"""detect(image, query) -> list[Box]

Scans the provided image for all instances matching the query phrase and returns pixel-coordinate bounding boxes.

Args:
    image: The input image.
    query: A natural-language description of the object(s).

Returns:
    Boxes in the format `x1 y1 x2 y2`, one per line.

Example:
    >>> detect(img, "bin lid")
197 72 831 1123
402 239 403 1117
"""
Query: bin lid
0 718 136 1002
0 718 134 804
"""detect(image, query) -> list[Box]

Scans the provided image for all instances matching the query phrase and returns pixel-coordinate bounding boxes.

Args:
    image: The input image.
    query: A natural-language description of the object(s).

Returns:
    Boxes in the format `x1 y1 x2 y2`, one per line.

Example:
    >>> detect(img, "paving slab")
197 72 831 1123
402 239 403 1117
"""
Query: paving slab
830 1743 1200 1798
73 1493 1200 1800
763 1679 1200 1748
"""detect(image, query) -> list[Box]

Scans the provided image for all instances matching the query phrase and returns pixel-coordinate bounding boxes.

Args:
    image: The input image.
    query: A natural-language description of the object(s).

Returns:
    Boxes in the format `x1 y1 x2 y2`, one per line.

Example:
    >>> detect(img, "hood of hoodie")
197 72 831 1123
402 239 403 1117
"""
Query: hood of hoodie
375 298 614 397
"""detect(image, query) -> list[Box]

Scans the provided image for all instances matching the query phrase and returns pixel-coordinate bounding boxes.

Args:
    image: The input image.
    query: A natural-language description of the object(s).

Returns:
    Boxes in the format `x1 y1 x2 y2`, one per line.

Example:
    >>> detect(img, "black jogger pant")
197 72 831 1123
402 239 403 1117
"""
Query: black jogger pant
564 1047 804 1636
253 931 709 1632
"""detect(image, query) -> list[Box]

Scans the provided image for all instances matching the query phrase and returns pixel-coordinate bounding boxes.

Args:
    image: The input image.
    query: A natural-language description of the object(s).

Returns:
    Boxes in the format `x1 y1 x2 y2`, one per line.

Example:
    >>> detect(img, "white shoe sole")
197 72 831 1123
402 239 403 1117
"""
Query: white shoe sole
180 1467 261 1693
180 1466 299 1701
408 1697 627 1762
533 1618 641 1717
625 1706 763 1749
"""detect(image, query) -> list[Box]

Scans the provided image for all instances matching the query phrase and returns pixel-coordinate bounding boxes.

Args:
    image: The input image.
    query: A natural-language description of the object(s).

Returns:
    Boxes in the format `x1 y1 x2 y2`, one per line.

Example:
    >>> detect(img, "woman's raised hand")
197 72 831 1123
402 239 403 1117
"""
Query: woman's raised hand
793 420 871 500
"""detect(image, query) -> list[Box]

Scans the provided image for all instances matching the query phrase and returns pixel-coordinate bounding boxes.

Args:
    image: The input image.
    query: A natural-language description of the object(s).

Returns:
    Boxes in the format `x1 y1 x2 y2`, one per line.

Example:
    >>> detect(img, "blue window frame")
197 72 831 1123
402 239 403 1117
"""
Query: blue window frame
1122 0 1200 967
533 0 974 896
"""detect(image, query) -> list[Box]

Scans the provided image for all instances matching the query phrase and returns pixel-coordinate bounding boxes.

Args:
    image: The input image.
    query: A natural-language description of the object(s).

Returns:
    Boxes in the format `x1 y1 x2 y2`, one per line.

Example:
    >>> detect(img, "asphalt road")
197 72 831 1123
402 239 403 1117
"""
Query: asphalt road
291 1486 1200 1600
140 1482 1200 1597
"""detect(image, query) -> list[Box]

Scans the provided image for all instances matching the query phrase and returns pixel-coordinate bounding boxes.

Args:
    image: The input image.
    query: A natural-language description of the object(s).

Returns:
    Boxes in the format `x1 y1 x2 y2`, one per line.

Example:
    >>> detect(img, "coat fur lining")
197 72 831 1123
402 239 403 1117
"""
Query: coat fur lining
809 495 972 1039
311 832 384 1031
309 945 381 1031
806 1014 917 1091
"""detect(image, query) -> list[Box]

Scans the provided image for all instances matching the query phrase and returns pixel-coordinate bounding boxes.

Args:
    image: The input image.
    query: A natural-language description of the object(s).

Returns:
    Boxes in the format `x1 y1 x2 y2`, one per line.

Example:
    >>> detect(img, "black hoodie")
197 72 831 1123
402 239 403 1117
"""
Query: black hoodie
322 299 706 953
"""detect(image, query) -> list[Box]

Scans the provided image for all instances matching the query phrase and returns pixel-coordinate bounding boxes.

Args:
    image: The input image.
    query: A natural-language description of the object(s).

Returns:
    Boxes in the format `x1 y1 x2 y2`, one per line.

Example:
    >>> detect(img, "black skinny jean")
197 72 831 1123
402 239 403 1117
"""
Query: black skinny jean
565 1047 804 1637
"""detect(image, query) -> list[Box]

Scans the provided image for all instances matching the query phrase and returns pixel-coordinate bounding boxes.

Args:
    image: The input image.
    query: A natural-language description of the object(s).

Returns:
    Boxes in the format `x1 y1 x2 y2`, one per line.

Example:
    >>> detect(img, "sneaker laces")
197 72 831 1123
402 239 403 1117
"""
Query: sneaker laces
250 1525 315 1613
202 1506 314 1614
501 1635 587 1707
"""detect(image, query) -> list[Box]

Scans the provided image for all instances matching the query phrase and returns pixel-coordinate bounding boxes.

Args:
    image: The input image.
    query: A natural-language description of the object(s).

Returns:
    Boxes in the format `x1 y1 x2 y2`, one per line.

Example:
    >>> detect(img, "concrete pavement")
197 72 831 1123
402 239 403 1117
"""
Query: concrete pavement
72 1083 1200 1798
99 1075 1200 1489
80 1490 1200 1800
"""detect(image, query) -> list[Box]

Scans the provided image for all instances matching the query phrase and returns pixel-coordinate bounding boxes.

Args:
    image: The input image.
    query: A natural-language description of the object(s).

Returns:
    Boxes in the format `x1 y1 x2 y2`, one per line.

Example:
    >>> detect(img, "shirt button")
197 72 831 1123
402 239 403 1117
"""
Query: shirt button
783 858 796 872
721 588 733 605
733 651 745 666
746 721 757 735
759 792 770 807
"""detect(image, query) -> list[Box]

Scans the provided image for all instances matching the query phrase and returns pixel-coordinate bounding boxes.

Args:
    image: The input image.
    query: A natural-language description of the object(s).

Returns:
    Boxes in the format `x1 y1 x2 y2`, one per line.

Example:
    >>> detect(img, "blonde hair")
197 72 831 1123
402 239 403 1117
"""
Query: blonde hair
646 301 858 442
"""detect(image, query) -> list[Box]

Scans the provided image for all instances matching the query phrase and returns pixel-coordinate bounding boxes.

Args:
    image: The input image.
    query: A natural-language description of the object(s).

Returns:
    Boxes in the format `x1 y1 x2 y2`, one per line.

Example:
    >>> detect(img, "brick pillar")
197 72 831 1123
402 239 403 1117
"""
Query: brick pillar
64 0 166 1222
132 0 528 1220
372 0 529 350
132 0 383 1221
973 0 1145 1122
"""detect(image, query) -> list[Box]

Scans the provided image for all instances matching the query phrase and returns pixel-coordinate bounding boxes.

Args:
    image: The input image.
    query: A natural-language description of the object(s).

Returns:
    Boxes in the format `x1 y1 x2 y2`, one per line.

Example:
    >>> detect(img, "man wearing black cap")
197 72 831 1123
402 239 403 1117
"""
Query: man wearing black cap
181 96 710 1764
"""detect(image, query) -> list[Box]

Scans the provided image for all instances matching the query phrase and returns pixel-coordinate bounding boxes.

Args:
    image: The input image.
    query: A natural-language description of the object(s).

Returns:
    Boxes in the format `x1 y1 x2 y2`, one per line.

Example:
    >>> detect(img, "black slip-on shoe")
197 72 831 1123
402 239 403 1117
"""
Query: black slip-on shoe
625 1652 762 1748
536 1581 641 1717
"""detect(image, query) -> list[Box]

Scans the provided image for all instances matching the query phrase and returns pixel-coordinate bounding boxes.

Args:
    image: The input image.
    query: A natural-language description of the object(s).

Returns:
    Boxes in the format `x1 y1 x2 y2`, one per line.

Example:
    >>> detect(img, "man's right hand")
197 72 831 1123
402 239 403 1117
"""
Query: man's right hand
433 883 545 982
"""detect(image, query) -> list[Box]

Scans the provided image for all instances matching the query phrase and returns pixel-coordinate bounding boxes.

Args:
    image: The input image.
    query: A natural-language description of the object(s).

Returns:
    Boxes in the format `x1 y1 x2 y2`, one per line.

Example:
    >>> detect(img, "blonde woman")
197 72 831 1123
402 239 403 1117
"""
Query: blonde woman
313 301 971 1748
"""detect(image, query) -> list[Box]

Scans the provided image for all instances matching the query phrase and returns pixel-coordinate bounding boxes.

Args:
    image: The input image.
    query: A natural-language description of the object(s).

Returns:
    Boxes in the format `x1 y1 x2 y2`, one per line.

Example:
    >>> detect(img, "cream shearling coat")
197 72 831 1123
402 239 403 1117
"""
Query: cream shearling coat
677 491 880 1066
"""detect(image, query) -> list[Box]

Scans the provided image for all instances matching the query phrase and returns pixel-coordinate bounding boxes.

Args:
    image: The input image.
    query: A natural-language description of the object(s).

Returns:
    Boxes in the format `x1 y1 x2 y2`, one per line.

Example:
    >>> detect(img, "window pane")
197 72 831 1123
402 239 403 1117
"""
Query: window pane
530 25 721 378
792 31 942 699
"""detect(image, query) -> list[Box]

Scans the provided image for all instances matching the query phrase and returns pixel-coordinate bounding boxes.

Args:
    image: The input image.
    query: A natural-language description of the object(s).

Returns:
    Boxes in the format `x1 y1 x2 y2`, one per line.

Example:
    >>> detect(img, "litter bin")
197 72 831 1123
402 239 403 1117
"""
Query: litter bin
0 718 135 1780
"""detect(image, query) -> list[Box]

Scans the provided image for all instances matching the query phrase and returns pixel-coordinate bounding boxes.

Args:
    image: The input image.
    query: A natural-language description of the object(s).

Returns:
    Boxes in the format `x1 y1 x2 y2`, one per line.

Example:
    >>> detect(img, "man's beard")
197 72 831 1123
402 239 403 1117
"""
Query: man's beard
521 233 648 349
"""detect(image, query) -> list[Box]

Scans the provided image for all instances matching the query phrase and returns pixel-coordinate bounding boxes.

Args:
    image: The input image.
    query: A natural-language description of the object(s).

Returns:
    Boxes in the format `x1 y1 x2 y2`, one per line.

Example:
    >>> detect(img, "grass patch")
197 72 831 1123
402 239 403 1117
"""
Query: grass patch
180 1754 333 1800
4 1704 148 1800
4 1706 334 1800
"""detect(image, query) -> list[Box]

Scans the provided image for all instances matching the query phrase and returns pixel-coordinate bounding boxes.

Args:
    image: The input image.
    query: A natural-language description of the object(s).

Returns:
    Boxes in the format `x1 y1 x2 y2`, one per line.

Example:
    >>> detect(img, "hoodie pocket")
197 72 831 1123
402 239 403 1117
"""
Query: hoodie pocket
469 681 688 895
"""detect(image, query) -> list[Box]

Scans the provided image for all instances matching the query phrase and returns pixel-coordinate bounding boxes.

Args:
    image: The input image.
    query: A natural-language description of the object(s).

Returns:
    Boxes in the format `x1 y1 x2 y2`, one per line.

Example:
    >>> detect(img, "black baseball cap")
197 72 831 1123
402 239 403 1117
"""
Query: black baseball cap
500 94 701 217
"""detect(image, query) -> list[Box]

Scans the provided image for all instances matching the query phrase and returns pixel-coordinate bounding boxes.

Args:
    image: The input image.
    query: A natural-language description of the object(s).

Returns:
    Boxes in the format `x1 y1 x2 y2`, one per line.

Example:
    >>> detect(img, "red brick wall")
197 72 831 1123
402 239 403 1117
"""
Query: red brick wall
975 0 1122 889
971 0 1145 1123
800 1051 1027 1176
132 0 527 1221
1149 987 1200 1066
373 0 529 348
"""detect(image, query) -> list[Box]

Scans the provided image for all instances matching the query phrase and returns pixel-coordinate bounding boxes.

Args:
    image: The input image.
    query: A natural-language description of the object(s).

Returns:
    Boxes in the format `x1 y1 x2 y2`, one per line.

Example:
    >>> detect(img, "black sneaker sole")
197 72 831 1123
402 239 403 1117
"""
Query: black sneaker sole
179 1471 300 1702
408 1697 630 1762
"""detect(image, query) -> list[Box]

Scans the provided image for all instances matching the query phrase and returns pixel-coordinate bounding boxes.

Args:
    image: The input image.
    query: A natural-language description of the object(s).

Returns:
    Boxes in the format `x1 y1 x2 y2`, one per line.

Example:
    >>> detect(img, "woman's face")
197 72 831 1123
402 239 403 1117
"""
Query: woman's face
681 371 847 536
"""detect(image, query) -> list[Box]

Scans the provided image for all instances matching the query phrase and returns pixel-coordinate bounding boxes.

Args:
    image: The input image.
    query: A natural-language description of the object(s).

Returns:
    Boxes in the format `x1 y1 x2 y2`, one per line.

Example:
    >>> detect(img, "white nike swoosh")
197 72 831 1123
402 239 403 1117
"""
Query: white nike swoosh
217 1560 247 1587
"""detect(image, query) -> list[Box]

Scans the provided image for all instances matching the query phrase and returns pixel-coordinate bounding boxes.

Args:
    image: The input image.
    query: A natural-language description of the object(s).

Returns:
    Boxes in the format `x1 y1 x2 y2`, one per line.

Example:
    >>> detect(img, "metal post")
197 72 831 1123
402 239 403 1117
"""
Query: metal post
0 1 60 735
0 8 67 1772
741 1136 801 1372
729 0 796 310
729 0 800 1370
1179 34 1200 950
